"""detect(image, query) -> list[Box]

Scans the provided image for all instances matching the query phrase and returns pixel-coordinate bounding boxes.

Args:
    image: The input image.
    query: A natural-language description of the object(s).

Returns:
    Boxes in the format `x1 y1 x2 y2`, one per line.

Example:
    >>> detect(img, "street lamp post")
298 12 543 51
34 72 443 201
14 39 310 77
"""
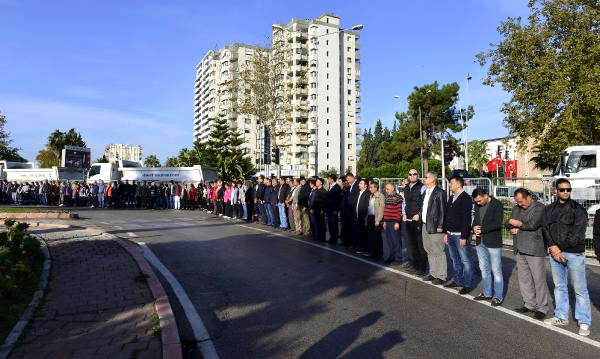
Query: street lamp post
465 73 472 171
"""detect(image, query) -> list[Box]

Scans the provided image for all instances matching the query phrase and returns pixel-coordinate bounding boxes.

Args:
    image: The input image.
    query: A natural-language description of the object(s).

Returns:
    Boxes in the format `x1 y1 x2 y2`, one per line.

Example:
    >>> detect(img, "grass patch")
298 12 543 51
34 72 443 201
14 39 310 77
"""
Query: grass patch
0 207 66 214
149 312 161 338
0 219 44 343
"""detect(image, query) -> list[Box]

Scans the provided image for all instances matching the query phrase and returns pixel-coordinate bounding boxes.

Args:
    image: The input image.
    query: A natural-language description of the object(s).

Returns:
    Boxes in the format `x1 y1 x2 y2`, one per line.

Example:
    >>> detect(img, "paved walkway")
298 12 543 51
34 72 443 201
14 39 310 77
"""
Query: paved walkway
9 228 161 359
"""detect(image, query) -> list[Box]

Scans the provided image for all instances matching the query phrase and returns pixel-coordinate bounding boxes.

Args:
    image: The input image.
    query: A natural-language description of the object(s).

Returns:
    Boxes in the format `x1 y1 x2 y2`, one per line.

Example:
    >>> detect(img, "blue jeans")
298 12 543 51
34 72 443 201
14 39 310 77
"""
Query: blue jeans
278 203 288 228
550 252 591 325
382 222 404 262
98 194 105 208
169 195 174 209
242 203 248 220
476 243 504 300
447 233 474 287
265 203 274 226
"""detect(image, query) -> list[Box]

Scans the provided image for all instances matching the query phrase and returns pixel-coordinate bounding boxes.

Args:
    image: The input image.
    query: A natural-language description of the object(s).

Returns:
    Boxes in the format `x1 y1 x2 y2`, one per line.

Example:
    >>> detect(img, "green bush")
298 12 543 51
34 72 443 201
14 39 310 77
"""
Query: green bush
0 219 43 342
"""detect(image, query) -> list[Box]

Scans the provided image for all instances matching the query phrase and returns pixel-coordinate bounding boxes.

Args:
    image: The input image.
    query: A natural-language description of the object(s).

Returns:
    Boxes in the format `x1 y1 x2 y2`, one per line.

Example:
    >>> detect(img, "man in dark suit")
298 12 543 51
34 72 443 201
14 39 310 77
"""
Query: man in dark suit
345 172 361 249
355 178 370 254
309 178 327 242
326 174 341 244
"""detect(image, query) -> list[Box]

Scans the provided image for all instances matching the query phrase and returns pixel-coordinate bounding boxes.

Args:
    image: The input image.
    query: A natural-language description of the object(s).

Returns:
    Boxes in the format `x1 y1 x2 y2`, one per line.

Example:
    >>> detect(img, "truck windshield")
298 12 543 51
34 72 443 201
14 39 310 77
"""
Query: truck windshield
564 151 597 173
88 165 101 177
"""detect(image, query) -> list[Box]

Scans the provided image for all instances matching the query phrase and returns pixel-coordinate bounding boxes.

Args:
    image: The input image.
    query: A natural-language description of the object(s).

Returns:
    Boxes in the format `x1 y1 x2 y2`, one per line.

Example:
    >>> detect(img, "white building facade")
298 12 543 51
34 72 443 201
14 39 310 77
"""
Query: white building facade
194 14 361 176
104 144 142 162
193 43 266 168
272 14 361 176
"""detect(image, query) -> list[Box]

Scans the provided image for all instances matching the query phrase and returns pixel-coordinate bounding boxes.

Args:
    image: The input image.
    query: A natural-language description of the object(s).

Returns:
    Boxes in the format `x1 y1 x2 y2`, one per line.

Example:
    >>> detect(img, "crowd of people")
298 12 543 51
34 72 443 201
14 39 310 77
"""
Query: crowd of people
202 171 598 338
0 180 205 210
3 171 599 337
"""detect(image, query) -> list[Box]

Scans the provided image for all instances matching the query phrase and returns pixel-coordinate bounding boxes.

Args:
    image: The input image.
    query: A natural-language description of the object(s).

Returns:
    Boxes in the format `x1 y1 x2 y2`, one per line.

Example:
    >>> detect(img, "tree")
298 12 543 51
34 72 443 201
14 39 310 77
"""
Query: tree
164 157 179 167
317 167 339 180
392 82 472 173
36 128 86 167
379 115 422 164
238 44 293 172
0 111 26 162
144 155 161 167
477 0 600 170
466 140 491 171
94 155 109 163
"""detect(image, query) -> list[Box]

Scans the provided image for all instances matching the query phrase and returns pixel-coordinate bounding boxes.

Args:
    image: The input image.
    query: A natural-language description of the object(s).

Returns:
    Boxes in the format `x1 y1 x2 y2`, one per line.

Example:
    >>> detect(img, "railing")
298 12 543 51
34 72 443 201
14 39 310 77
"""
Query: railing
370 176 598 256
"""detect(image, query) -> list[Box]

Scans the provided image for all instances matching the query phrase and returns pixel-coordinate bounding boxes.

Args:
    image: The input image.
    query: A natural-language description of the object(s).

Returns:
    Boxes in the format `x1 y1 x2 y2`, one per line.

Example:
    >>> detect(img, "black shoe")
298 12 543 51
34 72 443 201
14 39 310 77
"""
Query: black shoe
474 293 492 301
443 280 458 288
431 278 445 285
422 274 435 282
514 307 533 314
458 287 473 295
534 311 546 320
491 298 503 307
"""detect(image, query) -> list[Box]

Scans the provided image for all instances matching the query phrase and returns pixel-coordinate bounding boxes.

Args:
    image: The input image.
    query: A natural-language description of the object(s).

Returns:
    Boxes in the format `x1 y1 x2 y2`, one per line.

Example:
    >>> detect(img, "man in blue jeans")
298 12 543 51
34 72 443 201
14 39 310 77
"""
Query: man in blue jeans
471 188 505 306
443 175 474 295
542 178 591 337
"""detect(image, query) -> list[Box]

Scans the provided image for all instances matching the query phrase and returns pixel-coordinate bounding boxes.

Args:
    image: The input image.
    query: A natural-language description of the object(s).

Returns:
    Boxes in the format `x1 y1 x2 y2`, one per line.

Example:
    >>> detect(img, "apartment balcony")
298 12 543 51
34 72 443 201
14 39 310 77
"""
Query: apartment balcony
355 40 361 50
295 125 310 134
356 105 362 113
296 139 310 146
355 116 362 124
295 87 308 97
355 72 361 81
356 126 362 135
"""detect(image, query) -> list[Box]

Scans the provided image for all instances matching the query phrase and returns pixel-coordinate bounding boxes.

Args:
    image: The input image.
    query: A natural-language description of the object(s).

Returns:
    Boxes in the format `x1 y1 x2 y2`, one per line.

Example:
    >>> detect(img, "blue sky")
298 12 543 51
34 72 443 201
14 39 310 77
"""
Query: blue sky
0 0 529 163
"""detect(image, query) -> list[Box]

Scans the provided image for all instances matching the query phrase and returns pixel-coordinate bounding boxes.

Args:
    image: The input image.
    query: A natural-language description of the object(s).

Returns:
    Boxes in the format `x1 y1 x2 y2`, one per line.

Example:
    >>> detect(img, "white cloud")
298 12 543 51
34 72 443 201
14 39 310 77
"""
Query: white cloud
1 97 192 162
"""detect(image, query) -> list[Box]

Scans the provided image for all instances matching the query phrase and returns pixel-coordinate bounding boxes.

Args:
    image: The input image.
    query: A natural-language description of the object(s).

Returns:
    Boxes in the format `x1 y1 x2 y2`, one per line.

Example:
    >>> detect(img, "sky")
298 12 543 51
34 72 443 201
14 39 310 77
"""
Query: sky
0 0 530 164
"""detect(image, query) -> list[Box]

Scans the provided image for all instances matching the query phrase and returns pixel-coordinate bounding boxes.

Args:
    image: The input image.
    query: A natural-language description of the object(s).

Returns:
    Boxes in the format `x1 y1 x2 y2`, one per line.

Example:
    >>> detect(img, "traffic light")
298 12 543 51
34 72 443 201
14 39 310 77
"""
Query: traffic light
443 141 454 164
271 148 280 165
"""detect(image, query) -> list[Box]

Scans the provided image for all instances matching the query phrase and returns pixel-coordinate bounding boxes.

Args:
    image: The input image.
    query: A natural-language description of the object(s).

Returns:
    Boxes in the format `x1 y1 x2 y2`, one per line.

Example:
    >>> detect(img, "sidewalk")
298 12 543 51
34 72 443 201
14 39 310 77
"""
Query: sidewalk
9 228 161 359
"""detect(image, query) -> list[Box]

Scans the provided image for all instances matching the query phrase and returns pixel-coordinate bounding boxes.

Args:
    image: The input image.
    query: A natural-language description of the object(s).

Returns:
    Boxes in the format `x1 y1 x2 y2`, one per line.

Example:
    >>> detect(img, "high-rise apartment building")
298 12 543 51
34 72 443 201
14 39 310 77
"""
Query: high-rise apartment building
193 43 267 167
104 144 143 162
272 13 361 176
193 14 361 176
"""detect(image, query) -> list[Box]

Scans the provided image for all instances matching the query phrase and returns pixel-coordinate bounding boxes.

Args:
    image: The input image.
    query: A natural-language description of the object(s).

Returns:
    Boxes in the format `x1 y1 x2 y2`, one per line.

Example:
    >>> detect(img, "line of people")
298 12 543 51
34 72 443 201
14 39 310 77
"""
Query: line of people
202 172 597 338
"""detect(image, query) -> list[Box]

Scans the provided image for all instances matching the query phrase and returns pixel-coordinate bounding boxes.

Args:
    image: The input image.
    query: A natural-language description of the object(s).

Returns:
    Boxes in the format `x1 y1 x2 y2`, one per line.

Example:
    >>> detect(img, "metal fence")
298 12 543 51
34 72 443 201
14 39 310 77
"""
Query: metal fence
373 176 598 256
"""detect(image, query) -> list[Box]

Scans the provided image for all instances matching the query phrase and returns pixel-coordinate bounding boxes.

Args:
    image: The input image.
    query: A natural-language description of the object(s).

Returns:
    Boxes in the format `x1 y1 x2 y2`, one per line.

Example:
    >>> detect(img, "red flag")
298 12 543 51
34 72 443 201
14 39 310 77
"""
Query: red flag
505 160 518 177
486 153 503 172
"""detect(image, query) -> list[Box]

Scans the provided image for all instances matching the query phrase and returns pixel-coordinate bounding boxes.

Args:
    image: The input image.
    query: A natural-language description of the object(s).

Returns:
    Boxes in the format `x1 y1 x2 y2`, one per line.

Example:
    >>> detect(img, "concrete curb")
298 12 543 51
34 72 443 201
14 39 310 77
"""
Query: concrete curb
0 237 51 359
0 212 78 220
113 236 183 359
25 222 72 229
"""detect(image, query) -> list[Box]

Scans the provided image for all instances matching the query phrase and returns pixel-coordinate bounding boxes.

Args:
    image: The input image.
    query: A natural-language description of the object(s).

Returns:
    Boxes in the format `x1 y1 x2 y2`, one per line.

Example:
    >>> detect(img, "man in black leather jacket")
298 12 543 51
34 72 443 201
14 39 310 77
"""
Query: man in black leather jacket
420 172 447 284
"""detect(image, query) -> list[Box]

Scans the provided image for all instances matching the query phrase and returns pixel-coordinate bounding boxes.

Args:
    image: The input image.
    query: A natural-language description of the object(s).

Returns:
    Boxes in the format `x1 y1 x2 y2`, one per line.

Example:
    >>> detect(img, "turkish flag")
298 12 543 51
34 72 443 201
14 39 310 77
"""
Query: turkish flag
486 154 503 172
505 160 518 177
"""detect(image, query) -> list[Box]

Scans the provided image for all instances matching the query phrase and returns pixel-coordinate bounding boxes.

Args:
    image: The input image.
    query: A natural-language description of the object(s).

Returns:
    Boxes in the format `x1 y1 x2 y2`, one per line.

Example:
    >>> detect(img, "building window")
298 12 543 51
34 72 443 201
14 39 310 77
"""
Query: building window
347 57 351 63
347 89 351 95
347 79 351 84
348 100 352 105
326 62 329 68
326 51 329 57
347 133 352 138
347 46 351 52
326 29 329 34
326 130 329 136
326 154 329 159
311 82 317 88
327 164 329 169
326 40 329 45
326 142 329 148
326 118 329 125
327 84 329 90
347 144 352 149
326 73 329 79
347 36 350 41
326 96 329 101
326 107 329 113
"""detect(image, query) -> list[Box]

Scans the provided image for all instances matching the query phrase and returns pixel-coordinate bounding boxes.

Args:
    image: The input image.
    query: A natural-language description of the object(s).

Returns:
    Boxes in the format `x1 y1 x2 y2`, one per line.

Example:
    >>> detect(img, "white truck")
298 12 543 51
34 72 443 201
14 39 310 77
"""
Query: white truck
87 160 218 184
552 145 600 213
0 161 86 182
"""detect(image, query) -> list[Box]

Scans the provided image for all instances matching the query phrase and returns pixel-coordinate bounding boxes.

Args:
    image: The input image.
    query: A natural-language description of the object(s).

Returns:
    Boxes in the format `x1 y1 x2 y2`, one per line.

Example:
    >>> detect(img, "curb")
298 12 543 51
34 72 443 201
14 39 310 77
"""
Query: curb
0 238 51 359
113 236 183 359
26 222 72 229
0 212 78 220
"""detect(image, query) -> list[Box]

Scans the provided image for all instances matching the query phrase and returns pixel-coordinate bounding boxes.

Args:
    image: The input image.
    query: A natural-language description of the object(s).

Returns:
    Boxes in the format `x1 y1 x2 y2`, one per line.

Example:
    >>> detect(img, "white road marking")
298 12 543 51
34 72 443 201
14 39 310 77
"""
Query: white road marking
137 242 219 359
239 224 600 349
114 225 123 230
126 232 138 237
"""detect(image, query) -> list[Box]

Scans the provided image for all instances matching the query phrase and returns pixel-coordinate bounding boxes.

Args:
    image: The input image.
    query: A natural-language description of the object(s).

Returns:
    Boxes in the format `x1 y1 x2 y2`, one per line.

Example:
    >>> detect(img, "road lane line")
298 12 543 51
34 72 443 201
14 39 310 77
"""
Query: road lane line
126 232 138 237
239 224 600 349
137 242 219 359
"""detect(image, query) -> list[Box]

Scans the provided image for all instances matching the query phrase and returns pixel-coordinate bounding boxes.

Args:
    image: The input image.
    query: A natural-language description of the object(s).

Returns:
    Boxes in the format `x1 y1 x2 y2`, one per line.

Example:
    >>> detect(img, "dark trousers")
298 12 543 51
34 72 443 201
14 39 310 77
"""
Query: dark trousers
355 216 368 250
272 203 280 227
326 210 339 244
340 212 352 246
405 220 428 272
310 210 326 242
367 215 382 258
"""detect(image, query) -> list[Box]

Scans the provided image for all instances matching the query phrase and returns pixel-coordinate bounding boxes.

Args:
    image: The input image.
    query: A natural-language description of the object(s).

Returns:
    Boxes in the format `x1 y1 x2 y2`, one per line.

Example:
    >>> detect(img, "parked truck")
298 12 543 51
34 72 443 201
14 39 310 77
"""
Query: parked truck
86 160 218 184
0 161 86 182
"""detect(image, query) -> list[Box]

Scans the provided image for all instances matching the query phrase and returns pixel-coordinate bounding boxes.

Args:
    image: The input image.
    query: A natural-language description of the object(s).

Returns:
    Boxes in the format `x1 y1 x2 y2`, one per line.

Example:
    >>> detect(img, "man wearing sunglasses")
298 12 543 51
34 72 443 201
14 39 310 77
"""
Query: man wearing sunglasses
403 169 427 275
542 178 591 337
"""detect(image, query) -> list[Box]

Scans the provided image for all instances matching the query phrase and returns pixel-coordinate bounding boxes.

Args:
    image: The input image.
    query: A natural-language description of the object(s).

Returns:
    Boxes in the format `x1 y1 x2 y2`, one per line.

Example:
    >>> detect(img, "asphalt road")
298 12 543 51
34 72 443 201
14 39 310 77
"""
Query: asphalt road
72 208 600 359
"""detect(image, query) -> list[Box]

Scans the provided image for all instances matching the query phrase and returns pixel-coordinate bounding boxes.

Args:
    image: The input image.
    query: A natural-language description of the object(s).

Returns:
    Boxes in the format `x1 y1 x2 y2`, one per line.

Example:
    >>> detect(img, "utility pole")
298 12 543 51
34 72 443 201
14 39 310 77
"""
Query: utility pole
441 137 446 190
419 106 424 176
465 73 472 171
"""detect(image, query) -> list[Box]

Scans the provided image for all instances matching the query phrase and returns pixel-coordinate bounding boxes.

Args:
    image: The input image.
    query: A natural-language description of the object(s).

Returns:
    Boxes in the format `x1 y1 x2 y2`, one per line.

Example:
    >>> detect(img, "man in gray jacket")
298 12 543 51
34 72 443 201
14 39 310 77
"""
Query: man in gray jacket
506 188 549 320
